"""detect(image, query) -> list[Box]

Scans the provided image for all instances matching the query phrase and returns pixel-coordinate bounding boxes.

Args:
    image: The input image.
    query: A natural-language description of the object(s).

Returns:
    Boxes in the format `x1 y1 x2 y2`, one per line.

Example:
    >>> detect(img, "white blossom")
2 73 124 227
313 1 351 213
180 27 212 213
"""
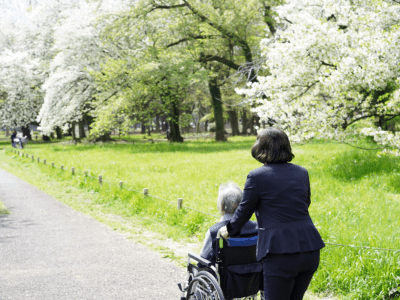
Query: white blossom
241 0 400 150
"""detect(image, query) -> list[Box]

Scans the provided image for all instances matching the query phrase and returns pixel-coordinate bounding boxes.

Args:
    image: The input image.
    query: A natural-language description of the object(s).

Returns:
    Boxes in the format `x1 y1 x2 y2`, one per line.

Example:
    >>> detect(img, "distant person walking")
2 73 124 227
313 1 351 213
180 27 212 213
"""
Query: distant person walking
219 128 325 300
11 130 17 148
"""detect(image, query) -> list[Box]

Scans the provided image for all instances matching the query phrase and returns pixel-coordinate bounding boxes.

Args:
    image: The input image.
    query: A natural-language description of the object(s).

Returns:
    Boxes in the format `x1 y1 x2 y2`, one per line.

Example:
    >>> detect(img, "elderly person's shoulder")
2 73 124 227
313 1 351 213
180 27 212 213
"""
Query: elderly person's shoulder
250 163 308 176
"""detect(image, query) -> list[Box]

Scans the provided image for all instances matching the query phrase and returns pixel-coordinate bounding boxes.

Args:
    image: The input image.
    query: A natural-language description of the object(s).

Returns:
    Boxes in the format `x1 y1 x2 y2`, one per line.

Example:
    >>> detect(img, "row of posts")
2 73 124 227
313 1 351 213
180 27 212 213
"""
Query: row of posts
5 147 184 210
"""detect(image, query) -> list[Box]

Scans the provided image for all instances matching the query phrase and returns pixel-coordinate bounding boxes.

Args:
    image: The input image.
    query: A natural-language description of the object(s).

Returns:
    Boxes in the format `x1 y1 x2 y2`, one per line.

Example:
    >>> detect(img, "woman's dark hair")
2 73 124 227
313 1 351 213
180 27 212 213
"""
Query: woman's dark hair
251 128 294 164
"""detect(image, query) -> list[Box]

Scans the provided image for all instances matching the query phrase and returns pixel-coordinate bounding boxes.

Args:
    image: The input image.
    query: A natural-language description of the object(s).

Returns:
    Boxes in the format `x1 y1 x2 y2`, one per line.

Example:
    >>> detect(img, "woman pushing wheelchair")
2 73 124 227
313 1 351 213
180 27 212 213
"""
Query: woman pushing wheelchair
218 128 325 300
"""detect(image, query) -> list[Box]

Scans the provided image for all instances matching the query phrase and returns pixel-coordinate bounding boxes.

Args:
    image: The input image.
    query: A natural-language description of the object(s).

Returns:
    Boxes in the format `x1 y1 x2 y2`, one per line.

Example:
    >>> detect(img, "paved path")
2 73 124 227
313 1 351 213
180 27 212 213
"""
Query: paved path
0 168 185 299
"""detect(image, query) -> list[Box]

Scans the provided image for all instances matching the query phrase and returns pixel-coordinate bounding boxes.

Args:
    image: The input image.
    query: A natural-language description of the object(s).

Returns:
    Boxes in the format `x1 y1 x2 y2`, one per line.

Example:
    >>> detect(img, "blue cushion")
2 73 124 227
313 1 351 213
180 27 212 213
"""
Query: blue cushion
227 235 258 247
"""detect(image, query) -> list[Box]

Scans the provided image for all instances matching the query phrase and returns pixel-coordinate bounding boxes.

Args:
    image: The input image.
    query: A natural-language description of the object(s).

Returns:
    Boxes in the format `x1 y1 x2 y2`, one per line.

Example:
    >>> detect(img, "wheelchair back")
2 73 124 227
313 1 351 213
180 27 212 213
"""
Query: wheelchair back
216 235 263 299
181 234 263 300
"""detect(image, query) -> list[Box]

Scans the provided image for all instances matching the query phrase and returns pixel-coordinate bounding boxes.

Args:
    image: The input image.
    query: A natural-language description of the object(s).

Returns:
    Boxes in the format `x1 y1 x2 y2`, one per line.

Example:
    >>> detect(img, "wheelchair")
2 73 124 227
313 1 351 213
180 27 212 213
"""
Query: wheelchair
178 232 264 300
12 136 28 149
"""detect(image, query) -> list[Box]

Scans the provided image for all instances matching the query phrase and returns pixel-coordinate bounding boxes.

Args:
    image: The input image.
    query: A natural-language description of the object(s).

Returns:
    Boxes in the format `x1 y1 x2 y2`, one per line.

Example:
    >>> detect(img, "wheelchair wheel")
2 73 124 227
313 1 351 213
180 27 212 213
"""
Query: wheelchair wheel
195 271 224 300
186 277 215 300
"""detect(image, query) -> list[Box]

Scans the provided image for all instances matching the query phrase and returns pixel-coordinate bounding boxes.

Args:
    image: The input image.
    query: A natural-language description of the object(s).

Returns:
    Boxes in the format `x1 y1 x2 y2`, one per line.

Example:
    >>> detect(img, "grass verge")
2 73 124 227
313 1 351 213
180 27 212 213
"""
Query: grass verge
0 200 9 214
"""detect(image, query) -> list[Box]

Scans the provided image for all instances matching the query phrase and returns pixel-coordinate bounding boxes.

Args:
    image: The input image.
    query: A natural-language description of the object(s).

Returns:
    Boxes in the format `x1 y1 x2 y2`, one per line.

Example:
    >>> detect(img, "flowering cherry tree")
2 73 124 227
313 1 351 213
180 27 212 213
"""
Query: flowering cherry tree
0 3 54 138
0 50 43 136
238 0 400 148
0 1 76 137
37 0 126 136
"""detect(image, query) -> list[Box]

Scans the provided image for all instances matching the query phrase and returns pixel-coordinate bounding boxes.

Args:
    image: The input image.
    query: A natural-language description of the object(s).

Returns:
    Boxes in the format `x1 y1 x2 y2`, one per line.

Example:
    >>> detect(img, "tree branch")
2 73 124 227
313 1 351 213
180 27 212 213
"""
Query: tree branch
148 1 187 13
289 81 319 102
166 35 221 48
199 54 240 70
181 0 245 47
320 60 337 69
339 140 385 151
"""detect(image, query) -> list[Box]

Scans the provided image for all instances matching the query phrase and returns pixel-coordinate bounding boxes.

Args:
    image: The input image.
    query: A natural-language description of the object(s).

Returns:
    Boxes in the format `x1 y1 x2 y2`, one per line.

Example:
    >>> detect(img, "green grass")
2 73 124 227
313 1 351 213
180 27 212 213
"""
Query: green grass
1 136 400 299
0 200 9 214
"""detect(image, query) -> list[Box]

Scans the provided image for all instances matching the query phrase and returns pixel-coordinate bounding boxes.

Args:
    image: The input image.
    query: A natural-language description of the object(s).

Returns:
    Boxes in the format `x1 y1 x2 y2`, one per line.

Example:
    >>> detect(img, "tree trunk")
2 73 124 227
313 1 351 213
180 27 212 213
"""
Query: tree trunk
196 106 202 134
5 127 10 137
141 122 146 134
21 125 32 140
205 120 208 132
94 132 112 142
250 115 256 135
71 122 76 141
56 127 63 139
155 116 160 133
388 121 396 133
241 109 248 135
79 120 86 139
254 115 261 135
84 113 94 135
228 109 239 136
147 116 151 136
208 77 226 141
161 115 167 131
168 99 184 142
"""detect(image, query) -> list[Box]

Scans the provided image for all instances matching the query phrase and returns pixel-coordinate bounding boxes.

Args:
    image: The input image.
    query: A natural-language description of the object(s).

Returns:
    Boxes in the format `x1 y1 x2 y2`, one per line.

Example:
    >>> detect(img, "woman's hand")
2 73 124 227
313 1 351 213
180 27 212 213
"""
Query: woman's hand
218 225 230 239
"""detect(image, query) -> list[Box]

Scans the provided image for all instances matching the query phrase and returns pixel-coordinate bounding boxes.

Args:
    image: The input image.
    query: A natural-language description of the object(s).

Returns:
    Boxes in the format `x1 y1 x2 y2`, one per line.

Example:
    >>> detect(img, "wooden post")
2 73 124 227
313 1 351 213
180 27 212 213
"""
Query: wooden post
43 159 46 165
37 157 40 163
18 151 20 156
98 175 102 185
177 198 183 210
143 188 148 195
51 162 54 168
71 167 75 175
31 155 34 161
61 165 64 170
119 181 123 188
26 154 29 158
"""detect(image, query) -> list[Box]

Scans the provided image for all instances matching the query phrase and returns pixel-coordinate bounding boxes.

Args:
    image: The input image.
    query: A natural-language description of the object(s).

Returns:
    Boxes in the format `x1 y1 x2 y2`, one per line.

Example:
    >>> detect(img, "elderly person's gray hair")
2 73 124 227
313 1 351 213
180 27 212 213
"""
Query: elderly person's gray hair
217 182 243 215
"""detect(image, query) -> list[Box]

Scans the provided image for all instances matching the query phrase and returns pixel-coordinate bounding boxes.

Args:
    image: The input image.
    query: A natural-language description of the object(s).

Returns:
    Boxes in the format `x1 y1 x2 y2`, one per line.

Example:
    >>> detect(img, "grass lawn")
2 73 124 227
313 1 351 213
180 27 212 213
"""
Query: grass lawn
1 134 400 299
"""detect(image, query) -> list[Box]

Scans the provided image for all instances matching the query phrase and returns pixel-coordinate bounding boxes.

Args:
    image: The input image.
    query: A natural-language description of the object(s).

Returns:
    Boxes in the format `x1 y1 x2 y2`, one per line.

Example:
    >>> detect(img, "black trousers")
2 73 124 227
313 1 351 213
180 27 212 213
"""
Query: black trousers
262 250 320 300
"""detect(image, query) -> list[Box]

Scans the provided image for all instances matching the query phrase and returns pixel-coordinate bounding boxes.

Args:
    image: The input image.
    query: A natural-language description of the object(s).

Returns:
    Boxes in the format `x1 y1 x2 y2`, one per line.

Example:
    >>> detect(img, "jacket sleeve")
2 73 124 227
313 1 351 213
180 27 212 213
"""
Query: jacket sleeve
227 173 259 237
306 171 311 208
199 229 212 261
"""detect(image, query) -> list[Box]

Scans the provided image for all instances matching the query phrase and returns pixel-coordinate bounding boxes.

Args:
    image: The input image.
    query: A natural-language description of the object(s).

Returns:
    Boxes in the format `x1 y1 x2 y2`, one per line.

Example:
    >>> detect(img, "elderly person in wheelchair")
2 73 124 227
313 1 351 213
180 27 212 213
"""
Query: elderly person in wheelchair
179 182 262 300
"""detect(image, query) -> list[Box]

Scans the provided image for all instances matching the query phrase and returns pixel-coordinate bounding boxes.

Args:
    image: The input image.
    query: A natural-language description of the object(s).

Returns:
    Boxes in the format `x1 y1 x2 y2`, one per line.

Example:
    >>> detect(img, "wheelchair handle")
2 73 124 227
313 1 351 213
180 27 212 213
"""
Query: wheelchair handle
217 231 224 249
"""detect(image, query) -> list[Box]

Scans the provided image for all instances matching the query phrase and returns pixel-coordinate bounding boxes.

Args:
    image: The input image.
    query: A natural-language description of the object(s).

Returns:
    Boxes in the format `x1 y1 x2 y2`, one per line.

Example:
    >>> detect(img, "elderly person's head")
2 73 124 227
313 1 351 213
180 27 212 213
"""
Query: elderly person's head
251 128 294 164
217 182 242 215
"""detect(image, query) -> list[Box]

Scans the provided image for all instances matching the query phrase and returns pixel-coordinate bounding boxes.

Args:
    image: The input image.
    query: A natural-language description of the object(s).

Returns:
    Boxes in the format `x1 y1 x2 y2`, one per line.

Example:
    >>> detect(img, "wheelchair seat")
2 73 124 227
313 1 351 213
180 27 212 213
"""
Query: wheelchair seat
179 234 264 300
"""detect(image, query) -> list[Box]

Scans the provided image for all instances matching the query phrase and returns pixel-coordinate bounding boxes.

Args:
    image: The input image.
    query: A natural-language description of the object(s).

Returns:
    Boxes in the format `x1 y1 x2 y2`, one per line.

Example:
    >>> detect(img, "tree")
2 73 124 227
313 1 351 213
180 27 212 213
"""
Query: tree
239 0 400 147
111 0 282 141
37 0 127 141
0 5 56 139
91 3 210 142
0 1 83 139
0 51 43 139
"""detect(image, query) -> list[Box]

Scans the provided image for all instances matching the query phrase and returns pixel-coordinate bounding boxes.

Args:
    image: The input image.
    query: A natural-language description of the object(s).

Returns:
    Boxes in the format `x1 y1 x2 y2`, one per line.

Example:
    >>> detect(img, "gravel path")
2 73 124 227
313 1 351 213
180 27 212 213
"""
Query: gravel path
0 168 185 300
